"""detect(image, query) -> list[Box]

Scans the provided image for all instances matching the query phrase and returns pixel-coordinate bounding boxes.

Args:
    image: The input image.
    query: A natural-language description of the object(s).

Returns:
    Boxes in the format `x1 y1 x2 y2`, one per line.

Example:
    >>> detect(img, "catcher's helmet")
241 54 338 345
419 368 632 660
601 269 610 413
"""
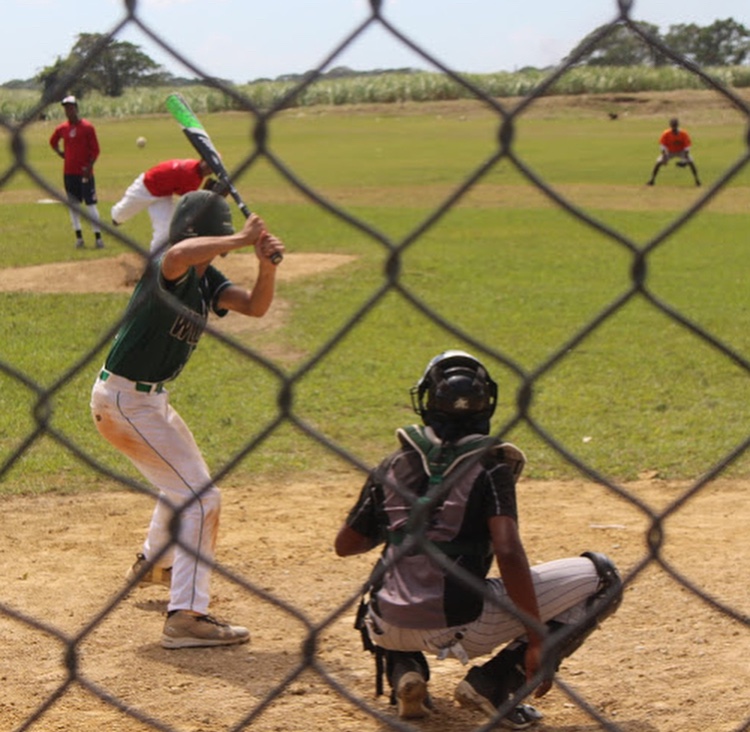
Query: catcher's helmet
168 190 234 245
411 350 497 432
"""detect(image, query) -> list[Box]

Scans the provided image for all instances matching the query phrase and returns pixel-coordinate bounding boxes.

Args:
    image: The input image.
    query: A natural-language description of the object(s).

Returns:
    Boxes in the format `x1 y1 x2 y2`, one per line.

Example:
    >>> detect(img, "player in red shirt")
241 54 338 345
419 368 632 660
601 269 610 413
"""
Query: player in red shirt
111 158 212 252
49 96 104 248
647 117 701 187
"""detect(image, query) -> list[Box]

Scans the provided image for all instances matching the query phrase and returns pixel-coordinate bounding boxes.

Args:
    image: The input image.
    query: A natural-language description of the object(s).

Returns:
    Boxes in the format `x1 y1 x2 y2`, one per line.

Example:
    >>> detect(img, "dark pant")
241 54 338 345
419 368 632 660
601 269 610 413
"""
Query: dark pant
64 174 97 205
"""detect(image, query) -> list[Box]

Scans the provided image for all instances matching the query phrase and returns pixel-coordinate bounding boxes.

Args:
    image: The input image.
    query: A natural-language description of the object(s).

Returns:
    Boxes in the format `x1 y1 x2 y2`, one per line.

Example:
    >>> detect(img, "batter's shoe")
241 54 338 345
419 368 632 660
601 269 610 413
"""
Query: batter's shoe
161 610 250 649
395 670 431 719
455 667 543 729
125 553 172 588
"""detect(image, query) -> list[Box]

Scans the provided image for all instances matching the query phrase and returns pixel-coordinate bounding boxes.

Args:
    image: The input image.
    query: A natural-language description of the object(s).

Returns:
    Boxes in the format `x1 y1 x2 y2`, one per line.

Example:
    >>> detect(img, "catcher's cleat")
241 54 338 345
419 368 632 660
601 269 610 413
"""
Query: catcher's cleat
455 667 543 729
125 553 172 588
396 671 431 719
501 704 543 730
161 611 250 649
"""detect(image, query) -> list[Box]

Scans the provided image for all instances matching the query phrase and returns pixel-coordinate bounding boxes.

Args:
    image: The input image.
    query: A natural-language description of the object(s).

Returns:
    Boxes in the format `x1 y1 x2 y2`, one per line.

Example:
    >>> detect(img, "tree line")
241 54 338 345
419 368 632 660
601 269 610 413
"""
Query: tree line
3 19 749 99
568 18 750 67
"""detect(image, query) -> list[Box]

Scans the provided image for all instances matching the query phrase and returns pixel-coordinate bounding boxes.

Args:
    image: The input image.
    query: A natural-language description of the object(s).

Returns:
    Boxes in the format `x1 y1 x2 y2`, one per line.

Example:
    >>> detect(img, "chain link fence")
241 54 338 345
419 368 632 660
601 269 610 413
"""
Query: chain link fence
2 0 750 730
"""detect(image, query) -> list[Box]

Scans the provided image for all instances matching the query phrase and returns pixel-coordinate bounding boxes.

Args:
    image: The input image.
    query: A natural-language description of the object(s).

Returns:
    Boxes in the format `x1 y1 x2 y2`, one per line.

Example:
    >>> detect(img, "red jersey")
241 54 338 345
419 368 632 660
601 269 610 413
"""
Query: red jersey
659 128 691 154
49 119 100 175
143 159 205 197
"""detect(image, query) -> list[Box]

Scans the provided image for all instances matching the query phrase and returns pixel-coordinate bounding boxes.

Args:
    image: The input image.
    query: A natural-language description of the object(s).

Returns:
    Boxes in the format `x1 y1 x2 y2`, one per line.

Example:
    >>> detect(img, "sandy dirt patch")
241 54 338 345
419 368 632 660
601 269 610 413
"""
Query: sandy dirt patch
1 474 748 732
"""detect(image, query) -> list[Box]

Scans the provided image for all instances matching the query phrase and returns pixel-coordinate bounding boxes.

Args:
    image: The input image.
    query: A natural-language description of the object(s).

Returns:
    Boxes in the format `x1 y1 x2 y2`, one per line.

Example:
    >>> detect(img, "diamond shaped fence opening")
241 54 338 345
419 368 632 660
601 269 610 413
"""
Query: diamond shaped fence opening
1 2 749 732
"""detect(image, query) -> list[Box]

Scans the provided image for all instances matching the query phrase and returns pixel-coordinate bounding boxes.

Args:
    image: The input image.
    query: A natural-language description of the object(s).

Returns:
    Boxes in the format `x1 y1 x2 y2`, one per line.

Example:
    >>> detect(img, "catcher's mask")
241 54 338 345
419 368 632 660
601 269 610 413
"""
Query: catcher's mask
168 190 234 245
410 350 498 438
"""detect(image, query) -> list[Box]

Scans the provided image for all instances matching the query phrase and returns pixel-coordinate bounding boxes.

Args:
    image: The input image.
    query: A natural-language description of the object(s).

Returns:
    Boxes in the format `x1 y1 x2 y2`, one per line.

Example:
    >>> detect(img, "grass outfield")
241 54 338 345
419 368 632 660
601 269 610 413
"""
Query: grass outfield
1 93 749 493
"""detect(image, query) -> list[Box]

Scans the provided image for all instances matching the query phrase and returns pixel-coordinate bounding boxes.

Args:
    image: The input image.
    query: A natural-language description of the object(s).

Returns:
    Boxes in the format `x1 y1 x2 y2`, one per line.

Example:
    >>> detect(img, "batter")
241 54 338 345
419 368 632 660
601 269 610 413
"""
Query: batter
91 190 284 649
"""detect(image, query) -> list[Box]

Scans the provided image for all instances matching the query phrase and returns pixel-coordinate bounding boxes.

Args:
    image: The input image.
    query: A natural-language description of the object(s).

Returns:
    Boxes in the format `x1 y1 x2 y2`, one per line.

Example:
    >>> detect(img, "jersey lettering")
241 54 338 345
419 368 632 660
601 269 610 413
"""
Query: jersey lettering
169 313 204 345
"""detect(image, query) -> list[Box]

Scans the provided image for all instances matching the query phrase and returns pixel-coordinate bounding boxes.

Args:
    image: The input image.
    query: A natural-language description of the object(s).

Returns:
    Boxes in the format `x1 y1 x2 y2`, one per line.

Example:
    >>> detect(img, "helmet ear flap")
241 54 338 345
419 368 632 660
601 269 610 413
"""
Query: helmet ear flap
409 378 429 418
476 364 498 415
410 360 451 419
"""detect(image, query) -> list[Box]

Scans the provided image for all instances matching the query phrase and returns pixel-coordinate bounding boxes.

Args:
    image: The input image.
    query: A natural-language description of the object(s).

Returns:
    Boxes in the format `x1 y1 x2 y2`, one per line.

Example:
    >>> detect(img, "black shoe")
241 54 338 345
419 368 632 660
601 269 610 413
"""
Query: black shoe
455 666 503 717
455 670 542 729
502 704 543 730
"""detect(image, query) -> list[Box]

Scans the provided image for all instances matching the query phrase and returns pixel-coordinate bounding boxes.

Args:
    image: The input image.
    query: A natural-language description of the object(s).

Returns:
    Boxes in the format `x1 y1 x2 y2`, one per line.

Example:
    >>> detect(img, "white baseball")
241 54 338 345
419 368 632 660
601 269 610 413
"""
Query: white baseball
136 136 147 148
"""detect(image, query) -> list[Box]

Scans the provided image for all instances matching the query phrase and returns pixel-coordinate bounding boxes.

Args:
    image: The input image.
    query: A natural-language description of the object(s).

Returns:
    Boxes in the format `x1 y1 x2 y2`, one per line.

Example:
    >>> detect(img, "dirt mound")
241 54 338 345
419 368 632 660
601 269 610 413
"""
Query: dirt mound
0 252 356 294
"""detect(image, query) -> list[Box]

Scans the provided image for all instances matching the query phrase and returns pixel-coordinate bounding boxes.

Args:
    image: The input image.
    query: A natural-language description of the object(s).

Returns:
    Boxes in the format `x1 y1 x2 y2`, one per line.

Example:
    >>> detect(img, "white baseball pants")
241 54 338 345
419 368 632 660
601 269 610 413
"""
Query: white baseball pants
91 371 220 615
110 174 175 253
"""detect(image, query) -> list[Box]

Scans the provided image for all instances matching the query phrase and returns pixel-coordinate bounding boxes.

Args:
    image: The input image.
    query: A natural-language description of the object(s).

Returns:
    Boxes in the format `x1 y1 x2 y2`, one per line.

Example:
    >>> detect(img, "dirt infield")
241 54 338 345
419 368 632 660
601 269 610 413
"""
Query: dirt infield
1 251 749 731
2 473 748 732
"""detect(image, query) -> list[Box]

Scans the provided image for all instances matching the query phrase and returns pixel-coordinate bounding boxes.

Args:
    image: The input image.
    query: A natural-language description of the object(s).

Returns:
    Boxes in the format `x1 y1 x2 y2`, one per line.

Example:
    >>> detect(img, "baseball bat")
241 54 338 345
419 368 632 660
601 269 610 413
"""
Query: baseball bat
165 92 282 264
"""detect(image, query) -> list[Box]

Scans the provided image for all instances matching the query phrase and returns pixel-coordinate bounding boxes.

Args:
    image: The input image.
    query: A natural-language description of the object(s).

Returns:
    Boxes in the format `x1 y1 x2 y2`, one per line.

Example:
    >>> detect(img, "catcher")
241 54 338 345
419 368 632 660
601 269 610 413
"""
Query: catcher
91 190 284 649
647 117 701 187
335 351 622 728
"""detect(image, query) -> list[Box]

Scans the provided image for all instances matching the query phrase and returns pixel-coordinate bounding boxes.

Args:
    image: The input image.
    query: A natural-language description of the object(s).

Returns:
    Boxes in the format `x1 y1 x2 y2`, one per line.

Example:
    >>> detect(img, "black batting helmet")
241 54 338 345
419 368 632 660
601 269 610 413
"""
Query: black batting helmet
168 190 234 245
410 350 498 436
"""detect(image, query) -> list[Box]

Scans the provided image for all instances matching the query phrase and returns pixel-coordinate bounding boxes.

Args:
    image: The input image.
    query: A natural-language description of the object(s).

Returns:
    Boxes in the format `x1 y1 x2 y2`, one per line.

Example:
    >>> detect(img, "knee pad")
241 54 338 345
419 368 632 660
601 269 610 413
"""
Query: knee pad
581 551 623 622
544 553 623 667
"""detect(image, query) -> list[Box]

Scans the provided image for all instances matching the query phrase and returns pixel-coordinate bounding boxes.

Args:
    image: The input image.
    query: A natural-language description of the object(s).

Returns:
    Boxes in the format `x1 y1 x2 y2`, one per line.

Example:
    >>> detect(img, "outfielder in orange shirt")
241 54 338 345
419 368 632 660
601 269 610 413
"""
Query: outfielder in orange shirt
647 117 701 187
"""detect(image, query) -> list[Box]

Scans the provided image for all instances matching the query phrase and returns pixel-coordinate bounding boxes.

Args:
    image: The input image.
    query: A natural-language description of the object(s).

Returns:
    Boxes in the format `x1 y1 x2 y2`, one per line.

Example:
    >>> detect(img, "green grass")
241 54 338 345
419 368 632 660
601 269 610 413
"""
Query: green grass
1 94 749 494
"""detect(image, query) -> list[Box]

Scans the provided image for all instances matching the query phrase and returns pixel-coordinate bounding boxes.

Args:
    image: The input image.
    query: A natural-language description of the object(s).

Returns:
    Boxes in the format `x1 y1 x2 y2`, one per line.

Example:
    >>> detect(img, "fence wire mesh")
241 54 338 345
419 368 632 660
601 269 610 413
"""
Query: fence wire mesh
2 1 750 731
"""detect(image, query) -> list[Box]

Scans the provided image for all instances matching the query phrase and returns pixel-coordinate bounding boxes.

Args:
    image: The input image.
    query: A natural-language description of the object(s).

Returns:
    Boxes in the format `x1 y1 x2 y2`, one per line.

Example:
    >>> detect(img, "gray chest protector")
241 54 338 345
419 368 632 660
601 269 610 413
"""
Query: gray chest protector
374 425 525 630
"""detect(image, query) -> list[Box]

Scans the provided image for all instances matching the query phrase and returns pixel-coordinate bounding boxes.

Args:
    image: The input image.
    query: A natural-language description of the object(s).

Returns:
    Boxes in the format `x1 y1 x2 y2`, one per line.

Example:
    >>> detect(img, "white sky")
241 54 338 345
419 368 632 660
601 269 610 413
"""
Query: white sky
3 0 749 85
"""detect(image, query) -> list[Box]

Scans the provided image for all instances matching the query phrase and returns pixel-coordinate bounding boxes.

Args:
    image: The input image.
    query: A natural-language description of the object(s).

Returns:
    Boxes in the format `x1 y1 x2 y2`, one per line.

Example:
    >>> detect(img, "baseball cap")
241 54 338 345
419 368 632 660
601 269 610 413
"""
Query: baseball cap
61 95 77 106
168 190 235 244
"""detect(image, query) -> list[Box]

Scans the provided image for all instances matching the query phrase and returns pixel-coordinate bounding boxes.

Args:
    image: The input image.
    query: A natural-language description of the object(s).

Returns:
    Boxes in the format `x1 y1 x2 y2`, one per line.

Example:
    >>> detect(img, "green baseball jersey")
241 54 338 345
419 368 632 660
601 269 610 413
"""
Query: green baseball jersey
104 261 231 383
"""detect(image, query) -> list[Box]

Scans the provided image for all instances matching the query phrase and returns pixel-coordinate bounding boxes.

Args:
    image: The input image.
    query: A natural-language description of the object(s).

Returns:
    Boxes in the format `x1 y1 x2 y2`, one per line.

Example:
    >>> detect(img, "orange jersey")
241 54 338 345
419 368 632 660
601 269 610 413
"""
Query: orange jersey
659 128 691 153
